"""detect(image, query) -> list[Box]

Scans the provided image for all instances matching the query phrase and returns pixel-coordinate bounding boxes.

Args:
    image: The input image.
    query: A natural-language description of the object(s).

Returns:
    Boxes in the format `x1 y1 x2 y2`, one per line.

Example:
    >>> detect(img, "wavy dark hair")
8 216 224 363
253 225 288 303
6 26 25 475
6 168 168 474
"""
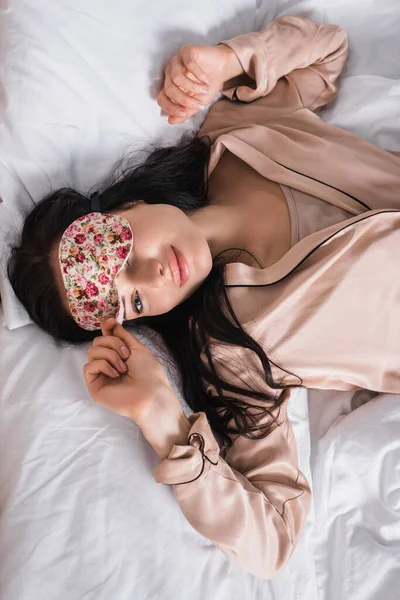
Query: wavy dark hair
8 132 300 447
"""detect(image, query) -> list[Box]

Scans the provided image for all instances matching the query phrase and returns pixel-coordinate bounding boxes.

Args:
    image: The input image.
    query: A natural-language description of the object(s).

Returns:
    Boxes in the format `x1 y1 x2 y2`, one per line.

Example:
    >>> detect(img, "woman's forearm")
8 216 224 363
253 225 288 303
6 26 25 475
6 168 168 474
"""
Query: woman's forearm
216 16 348 108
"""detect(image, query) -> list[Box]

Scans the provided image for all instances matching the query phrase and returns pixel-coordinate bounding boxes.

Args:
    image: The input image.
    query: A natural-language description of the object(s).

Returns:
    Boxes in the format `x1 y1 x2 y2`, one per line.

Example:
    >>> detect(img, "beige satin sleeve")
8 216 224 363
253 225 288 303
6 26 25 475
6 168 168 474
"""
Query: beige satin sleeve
220 15 348 108
153 391 311 580
199 16 348 139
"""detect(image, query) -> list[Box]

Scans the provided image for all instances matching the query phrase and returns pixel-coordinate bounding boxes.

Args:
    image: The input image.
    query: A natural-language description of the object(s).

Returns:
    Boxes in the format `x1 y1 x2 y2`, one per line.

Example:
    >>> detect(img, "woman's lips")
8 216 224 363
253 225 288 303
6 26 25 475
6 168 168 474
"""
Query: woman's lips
170 246 190 287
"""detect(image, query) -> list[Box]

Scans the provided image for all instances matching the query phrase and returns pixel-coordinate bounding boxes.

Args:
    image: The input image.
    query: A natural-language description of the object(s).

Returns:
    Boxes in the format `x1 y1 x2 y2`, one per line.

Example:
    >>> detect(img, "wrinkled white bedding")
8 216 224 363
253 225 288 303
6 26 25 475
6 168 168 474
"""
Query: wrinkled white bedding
0 321 315 600
1 0 399 599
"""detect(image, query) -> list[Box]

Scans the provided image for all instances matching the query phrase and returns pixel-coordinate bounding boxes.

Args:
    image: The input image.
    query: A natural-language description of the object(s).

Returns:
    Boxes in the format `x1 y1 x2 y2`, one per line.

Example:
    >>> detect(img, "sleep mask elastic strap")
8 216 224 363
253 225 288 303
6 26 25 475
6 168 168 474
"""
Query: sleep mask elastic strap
89 190 102 213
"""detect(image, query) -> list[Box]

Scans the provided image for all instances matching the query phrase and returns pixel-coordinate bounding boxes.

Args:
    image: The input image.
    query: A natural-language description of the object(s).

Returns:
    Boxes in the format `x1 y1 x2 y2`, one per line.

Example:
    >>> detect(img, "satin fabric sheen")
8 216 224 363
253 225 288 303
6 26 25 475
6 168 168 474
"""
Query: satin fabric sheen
154 16 400 580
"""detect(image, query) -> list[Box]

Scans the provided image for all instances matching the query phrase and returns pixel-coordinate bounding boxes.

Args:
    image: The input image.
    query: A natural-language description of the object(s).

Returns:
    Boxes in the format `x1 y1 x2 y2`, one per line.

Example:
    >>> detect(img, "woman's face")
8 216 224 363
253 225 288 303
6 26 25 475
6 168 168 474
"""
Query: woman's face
53 201 213 323
115 202 213 320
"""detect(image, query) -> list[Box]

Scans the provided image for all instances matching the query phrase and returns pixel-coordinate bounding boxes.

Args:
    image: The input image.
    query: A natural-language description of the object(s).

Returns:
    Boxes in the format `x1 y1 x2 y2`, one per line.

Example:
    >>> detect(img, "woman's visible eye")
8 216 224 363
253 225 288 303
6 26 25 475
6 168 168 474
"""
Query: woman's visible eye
132 292 143 316
124 257 143 316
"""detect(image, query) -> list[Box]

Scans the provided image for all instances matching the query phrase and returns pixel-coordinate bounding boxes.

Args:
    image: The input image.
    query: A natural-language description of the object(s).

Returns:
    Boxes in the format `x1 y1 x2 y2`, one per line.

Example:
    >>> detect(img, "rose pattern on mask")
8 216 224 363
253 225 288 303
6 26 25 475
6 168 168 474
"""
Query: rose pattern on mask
59 212 133 330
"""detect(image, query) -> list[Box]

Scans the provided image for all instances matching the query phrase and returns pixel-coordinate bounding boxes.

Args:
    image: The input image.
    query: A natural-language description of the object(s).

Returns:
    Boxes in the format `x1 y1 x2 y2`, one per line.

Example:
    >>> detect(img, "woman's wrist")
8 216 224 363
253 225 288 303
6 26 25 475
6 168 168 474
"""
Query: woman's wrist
218 43 244 82
144 411 192 460
137 387 192 460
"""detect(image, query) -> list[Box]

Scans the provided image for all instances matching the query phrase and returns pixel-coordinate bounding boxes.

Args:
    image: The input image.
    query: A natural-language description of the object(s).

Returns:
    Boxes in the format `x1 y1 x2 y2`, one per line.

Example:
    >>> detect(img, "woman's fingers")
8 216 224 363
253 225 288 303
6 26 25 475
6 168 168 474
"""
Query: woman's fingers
167 114 186 125
163 79 205 110
180 46 211 85
98 318 143 354
168 110 199 125
100 317 117 338
99 318 135 355
167 63 209 97
93 331 130 360
158 59 209 118
157 89 202 123
157 89 188 118
88 346 128 374
84 358 120 382
111 322 144 352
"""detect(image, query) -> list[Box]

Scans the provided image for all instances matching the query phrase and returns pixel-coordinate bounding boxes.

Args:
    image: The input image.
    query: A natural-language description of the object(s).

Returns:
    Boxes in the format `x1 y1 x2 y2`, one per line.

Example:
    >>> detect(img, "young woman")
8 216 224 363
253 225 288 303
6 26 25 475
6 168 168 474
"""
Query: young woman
8 16 400 579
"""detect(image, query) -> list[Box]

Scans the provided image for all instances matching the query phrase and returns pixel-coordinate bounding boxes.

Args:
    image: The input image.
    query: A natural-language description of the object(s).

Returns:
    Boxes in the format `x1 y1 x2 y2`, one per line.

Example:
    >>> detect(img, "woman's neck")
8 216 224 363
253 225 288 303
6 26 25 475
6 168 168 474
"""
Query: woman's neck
191 149 292 269
187 202 261 267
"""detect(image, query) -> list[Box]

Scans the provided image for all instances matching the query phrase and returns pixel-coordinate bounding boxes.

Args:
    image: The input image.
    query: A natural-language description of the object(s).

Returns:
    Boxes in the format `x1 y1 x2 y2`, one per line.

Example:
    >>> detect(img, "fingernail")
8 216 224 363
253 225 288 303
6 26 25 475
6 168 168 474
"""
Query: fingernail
119 360 127 371
111 368 119 377
176 110 186 117
201 88 209 95
120 346 129 358
195 102 204 109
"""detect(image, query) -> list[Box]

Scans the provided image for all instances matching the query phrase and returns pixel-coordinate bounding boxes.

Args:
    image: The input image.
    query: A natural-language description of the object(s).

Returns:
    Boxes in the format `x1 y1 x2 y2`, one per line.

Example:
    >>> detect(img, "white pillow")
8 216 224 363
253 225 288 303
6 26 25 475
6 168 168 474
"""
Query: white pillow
0 0 259 329
2 0 400 329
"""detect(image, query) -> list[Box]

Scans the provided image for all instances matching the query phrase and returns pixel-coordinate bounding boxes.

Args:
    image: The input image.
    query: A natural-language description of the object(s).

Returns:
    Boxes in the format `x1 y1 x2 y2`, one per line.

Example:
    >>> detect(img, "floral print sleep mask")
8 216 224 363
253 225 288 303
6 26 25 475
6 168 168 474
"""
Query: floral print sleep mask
58 212 133 331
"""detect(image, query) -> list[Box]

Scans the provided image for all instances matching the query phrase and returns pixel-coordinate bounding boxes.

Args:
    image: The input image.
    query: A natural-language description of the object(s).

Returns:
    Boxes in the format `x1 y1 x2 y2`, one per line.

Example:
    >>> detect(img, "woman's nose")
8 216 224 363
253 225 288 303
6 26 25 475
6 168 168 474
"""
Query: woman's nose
118 257 167 289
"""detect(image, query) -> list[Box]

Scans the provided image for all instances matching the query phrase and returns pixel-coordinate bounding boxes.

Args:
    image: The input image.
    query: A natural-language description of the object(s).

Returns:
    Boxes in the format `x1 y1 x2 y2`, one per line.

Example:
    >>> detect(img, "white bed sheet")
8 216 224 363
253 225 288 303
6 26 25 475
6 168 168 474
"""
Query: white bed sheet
0 315 316 600
1 0 400 598
308 389 400 600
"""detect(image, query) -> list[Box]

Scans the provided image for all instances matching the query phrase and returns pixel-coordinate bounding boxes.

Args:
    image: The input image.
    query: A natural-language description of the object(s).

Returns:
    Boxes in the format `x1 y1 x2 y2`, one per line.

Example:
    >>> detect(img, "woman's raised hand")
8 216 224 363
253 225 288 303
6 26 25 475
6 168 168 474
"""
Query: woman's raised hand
84 319 175 425
157 43 239 125
84 319 191 458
